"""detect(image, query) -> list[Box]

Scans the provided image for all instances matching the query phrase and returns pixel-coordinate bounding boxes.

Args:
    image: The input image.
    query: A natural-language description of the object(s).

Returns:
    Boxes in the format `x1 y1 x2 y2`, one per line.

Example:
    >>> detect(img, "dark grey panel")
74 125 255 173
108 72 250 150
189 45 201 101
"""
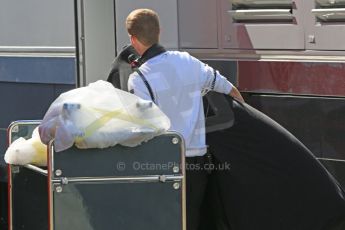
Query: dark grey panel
245 94 345 160
247 95 322 157
54 84 76 97
54 182 182 230
1 130 8 229
54 134 182 177
0 82 74 128
0 56 75 84
202 60 237 85
0 130 7 182
11 167 48 230
0 181 8 230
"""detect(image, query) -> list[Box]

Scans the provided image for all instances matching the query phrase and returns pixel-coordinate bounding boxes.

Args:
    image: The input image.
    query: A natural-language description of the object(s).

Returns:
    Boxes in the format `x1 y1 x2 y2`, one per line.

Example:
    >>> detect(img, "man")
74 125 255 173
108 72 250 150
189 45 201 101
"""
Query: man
125 8 244 230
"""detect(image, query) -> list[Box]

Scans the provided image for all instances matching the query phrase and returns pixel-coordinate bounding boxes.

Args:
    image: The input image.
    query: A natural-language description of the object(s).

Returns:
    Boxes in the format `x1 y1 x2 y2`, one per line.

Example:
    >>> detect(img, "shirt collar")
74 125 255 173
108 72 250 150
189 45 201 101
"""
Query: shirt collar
139 44 166 65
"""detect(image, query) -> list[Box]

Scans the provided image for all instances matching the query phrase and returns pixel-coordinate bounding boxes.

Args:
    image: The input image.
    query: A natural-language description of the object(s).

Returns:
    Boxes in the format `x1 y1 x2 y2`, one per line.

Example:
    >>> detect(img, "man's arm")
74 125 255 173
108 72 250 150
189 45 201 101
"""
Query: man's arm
200 63 244 102
199 61 245 103
229 86 244 103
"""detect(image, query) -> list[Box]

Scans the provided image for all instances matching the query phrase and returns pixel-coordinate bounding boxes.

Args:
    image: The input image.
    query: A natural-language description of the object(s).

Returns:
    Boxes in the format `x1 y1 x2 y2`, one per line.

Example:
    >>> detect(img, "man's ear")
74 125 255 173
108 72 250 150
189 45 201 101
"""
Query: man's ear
130 35 140 51
130 35 135 45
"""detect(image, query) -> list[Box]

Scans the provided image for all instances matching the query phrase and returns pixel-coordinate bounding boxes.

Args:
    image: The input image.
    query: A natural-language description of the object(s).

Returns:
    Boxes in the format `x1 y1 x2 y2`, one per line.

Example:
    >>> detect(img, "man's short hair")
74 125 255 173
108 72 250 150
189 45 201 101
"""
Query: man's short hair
126 9 160 47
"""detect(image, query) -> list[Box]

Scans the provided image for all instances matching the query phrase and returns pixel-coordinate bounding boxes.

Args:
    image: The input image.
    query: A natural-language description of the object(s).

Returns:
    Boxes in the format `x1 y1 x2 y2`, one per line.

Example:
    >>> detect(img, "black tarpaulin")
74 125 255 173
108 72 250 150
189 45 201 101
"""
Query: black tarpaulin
107 45 137 91
106 50 345 229
203 97 345 230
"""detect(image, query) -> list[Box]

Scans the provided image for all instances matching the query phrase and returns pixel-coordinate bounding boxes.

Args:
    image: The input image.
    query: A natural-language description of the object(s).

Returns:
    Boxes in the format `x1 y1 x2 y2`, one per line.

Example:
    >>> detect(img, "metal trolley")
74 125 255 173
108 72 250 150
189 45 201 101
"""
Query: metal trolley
8 120 186 230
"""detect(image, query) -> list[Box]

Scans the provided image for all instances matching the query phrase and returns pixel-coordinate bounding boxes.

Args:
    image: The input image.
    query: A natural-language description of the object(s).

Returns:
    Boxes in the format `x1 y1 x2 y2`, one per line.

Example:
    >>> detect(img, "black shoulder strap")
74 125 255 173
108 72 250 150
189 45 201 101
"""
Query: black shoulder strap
211 68 217 90
135 69 156 103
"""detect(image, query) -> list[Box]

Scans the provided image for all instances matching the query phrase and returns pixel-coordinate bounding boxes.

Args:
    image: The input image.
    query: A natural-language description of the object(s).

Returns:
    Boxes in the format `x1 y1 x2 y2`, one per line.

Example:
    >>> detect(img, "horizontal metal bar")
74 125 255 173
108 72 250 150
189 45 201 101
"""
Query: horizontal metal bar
230 9 292 14
316 0 345 7
24 164 48 176
257 54 345 62
312 8 345 21
232 0 292 8
0 46 75 53
312 8 345 13
52 175 183 184
9 120 41 127
0 46 75 58
229 9 293 21
189 49 345 63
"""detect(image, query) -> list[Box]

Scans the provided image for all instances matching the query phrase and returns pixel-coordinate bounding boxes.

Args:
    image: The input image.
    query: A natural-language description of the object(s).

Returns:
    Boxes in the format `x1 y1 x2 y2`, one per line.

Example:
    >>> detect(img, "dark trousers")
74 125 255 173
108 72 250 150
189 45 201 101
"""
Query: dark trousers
186 156 210 230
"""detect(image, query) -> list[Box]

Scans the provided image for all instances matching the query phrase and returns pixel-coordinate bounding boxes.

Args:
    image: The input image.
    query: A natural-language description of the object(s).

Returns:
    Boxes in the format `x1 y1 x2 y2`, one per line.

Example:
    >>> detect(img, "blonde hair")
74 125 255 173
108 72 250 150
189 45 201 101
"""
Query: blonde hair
126 9 160 47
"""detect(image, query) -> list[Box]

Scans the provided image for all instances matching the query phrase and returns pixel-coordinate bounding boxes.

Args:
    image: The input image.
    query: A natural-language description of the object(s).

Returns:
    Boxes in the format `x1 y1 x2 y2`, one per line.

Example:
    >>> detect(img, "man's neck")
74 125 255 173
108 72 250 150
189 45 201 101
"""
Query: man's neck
137 46 149 56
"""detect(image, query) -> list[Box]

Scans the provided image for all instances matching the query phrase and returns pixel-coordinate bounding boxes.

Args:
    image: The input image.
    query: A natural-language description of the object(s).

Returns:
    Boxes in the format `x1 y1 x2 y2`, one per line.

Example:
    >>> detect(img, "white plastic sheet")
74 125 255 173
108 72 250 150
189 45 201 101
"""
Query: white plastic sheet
4 127 47 166
38 80 170 152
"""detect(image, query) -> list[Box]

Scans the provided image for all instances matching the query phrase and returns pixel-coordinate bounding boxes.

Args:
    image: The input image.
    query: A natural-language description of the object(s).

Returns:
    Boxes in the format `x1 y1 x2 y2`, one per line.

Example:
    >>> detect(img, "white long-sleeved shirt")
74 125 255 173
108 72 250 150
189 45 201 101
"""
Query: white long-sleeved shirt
128 51 233 157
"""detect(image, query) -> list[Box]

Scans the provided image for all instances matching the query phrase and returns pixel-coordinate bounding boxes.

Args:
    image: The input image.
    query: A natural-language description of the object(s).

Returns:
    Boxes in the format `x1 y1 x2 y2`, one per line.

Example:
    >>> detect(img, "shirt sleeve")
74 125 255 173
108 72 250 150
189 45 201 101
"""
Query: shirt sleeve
127 73 153 102
199 61 233 95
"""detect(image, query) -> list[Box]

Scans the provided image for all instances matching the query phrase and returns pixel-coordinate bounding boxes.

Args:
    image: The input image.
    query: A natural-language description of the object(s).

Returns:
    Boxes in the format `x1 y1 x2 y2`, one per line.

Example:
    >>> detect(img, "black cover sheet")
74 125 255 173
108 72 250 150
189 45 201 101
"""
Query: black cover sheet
203 97 345 230
106 49 345 229
107 45 137 91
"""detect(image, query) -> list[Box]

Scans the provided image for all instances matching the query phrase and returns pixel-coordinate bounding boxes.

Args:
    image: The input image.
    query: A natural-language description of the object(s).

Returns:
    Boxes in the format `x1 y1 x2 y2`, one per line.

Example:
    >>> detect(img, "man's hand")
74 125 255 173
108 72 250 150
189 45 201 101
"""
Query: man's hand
229 86 245 103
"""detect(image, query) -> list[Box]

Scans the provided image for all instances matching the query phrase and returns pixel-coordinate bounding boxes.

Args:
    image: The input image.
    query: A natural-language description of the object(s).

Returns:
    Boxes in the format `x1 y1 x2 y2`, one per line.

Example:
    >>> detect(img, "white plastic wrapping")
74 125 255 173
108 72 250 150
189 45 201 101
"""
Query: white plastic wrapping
38 80 171 152
4 127 47 166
